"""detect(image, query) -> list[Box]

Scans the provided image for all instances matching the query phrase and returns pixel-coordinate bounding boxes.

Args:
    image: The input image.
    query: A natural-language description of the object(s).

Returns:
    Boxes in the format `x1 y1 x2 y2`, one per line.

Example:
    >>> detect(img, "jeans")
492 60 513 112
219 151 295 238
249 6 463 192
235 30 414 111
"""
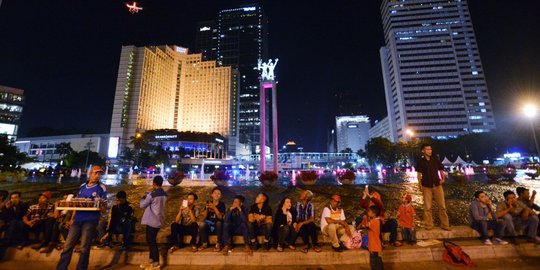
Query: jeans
422 185 450 229
223 222 250 246
146 226 160 264
56 220 98 270
277 224 296 246
381 219 398 244
198 220 223 245
401 227 417 244
170 222 198 247
513 214 540 239
295 222 318 246
248 222 272 242
101 220 132 246
471 219 506 240
23 218 55 246
370 252 384 270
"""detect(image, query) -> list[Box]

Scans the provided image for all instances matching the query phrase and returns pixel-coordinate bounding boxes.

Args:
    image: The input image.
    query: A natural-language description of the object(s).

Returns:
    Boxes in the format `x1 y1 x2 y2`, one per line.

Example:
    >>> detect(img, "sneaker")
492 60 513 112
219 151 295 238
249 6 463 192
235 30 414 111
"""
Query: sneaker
313 245 322 253
145 264 160 270
222 245 230 256
198 243 208 251
169 246 179 254
139 262 152 269
493 238 508 245
483 239 493 245
213 243 222 252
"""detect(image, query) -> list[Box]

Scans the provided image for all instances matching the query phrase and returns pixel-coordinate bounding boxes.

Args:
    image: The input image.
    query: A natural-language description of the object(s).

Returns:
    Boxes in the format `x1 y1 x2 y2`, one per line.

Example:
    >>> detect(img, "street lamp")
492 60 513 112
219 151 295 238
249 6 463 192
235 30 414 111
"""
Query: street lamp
523 103 540 161
405 129 415 167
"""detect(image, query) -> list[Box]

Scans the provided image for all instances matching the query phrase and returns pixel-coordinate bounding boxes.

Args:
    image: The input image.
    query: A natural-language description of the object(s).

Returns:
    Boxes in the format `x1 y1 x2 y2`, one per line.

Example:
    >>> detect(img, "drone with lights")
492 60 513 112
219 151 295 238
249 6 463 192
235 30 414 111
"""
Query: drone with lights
126 1 143 13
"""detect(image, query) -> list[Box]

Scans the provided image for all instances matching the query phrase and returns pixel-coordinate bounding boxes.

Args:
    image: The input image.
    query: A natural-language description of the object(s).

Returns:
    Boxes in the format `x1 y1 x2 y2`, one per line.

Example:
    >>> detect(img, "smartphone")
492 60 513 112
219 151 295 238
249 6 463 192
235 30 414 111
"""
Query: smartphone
182 200 188 208
365 184 369 189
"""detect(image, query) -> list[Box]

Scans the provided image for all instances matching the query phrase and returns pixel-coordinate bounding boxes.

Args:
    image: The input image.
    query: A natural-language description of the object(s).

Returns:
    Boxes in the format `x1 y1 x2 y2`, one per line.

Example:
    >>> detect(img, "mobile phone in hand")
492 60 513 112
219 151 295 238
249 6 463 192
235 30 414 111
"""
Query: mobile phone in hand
182 200 188 208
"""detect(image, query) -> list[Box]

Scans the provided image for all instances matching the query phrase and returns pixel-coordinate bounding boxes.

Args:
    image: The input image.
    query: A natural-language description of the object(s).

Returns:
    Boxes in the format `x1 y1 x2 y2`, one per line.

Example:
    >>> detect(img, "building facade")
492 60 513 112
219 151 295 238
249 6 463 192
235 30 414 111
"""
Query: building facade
216 4 269 147
369 117 393 142
335 115 371 152
380 0 495 141
0 85 24 141
109 45 239 158
15 134 109 163
194 20 218 61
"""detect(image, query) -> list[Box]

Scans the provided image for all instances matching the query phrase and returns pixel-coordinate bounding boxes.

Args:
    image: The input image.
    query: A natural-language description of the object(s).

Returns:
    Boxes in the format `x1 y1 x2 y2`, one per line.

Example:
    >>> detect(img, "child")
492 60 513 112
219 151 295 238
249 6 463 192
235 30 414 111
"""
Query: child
367 205 384 270
397 194 416 245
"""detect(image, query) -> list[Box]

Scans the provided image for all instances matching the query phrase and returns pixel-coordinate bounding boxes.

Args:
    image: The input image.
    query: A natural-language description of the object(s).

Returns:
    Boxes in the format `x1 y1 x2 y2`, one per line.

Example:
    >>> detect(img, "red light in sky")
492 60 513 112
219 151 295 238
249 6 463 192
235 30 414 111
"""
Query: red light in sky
126 2 143 14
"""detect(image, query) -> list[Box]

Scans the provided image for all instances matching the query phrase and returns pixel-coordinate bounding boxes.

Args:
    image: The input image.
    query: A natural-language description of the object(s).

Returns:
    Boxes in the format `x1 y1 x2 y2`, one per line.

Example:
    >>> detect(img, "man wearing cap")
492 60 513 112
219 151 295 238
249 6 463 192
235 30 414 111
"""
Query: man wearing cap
22 191 55 252
320 194 354 252
57 165 107 270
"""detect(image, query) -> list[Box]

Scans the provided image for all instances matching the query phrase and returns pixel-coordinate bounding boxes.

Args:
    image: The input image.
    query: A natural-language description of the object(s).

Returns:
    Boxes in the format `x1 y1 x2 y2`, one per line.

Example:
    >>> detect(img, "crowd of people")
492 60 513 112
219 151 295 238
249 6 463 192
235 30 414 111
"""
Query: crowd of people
0 144 539 270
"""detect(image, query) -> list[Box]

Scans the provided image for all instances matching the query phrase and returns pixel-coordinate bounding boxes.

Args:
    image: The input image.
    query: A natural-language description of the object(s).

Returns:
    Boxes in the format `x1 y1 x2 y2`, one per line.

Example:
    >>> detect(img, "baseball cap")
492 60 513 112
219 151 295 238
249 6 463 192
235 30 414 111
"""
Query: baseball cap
331 194 341 202
91 166 104 173
40 191 52 200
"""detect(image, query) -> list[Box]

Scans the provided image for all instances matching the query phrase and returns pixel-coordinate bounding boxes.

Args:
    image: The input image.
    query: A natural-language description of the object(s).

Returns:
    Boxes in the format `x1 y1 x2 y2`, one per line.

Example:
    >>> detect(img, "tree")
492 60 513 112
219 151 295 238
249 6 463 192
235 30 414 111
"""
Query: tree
64 150 105 168
365 137 397 167
0 135 32 168
55 142 74 159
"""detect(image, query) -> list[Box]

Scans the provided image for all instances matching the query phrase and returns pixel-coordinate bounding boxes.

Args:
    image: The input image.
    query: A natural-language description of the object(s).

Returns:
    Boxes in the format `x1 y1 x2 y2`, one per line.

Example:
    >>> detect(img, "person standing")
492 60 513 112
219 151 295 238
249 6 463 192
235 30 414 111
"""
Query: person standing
139 176 168 270
56 166 107 270
367 206 384 270
415 143 450 231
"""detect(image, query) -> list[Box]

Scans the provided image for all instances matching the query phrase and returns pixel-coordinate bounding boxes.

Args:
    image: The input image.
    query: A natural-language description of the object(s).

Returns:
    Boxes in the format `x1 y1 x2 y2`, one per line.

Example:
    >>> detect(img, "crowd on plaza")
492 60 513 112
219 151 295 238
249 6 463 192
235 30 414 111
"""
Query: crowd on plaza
0 144 539 270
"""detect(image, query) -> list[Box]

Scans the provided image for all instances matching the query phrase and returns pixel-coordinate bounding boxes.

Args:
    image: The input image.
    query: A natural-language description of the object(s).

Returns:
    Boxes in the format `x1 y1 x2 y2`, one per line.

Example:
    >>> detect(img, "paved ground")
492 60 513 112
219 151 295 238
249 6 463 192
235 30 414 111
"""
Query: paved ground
2 257 540 270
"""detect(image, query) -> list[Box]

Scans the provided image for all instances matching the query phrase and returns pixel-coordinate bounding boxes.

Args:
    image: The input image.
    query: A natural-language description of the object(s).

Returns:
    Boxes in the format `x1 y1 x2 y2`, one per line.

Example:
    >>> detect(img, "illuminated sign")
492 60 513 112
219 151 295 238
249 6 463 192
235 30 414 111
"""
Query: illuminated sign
215 138 224 143
176 47 187 53
155 134 178 140
108 137 119 158
199 26 211 32
257 58 279 81
243 7 256 11
503 153 521 159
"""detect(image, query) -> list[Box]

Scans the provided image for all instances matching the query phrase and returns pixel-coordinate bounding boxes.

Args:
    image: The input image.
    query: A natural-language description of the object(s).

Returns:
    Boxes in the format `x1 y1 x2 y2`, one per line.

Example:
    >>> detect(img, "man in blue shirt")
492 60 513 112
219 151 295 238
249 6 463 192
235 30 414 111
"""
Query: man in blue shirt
56 166 107 270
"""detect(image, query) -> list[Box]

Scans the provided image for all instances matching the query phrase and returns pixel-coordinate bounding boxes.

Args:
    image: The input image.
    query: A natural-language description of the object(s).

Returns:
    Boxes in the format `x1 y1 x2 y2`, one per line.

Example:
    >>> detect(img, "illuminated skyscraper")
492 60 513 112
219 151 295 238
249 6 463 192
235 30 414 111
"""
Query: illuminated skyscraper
335 116 371 152
0 85 24 141
109 45 238 157
196 4 268 149
380 0 495 141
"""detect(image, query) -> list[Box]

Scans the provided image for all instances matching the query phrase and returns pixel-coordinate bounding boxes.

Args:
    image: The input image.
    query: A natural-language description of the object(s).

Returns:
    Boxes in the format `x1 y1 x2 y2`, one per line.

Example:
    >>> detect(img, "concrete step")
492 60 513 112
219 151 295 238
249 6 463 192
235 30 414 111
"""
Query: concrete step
4 239 539 266
131 225 484 245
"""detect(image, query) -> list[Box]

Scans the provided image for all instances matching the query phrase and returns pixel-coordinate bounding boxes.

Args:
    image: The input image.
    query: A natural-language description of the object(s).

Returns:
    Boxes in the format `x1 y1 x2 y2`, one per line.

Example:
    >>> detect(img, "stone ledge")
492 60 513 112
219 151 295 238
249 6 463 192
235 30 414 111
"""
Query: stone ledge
3 239 539 266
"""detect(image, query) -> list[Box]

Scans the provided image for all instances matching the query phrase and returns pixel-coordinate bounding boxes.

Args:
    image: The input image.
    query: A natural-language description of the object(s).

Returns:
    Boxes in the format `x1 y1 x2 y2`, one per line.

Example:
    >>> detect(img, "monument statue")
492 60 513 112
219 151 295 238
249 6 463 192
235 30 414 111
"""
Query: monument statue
257 58 279 81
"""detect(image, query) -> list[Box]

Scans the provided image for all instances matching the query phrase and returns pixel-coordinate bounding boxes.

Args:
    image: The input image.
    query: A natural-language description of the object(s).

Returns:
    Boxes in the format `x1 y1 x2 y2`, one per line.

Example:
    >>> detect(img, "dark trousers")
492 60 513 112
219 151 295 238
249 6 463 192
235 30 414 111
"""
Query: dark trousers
370 252 384 270
50 221 69 244
3 219 24 245
223 222 250 246
103 220 132 246
56 220 98 270
295 222 318 246
146 226 160 264
170 222 198 247
401 227 417 244
24 218 56 246
277 225 297 246
248 222 272 242
198 220 223 245
471 219 506 240
381 219 398 244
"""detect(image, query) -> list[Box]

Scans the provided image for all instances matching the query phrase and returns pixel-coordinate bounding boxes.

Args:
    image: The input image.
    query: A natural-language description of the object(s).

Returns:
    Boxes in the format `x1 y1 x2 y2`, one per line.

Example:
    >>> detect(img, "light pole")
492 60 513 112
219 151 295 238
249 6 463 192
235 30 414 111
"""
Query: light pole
84 139 94 171
523 104 540 161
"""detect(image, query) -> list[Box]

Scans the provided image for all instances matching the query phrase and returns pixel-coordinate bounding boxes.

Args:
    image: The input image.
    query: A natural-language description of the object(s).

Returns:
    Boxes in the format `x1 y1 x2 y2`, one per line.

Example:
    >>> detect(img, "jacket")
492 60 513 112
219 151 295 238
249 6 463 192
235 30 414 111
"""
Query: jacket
140 188 167 228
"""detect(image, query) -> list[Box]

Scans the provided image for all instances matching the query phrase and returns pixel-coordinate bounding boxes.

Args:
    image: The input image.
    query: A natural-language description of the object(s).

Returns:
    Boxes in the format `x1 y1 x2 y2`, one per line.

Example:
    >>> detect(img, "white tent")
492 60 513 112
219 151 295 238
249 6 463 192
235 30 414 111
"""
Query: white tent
469 161 479 167
441 157 453 166
453 156 468 166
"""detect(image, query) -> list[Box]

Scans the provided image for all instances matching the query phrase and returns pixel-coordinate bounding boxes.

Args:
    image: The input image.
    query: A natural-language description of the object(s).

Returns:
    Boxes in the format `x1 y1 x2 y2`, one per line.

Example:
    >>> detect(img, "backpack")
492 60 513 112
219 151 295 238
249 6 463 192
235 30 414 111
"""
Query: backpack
344 230 363 249
443 241 475 268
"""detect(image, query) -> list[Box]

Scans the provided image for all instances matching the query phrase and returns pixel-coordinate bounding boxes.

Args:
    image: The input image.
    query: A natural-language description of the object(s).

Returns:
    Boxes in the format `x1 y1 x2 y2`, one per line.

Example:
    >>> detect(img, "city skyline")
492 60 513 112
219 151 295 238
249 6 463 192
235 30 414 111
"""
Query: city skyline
0 1 539 151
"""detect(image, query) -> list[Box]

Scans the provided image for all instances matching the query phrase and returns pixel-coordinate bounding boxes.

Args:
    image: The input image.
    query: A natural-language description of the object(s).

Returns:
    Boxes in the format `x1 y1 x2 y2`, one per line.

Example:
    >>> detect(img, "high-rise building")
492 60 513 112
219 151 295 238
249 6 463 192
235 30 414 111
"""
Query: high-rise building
369 117 393 142
216 4 268 147
380 0 495 141
194 21 218 61
335 115 371 152
109 45 238 157
0 85 24 141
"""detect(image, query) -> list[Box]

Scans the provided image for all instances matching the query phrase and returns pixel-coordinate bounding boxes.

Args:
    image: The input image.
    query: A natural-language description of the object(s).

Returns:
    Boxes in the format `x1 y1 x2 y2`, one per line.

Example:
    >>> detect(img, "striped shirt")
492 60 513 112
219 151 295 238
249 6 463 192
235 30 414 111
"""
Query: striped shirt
296 201 315 222
26 203 54 220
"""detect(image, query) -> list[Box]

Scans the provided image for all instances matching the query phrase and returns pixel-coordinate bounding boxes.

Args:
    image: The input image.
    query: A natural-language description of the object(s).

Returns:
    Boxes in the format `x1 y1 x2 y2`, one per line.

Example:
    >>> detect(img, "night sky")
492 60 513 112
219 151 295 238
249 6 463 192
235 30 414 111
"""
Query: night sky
0 0 539 151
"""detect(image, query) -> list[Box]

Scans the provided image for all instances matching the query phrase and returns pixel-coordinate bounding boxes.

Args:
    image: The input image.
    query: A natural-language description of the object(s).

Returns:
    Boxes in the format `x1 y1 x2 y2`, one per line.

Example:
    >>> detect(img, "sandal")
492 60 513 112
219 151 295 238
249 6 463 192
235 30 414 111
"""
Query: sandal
300 246 309 253
287 245 296 250
198 243 208 251
191 245 198 252
214 243 222 252
313 245 322 253
276 245 283 252
169 246 179 254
